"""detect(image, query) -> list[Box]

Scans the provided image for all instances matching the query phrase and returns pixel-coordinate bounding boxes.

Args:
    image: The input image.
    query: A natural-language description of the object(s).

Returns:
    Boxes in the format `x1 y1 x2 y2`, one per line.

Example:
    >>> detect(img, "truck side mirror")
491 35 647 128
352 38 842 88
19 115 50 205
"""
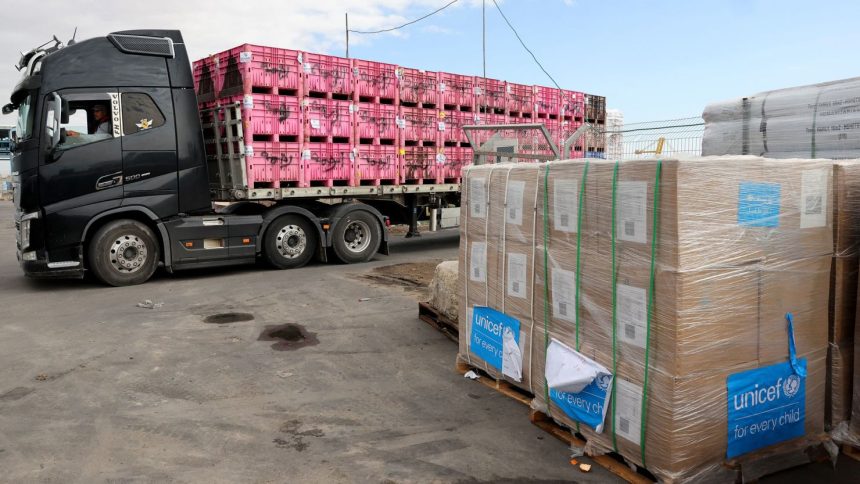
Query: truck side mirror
1 103 13 115
61 98 70 124
50 92 62 149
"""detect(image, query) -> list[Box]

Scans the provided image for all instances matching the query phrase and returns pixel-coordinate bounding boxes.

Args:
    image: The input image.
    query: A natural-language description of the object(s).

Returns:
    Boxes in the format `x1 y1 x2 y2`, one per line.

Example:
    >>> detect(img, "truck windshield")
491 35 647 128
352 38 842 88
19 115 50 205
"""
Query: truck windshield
14 95 34 142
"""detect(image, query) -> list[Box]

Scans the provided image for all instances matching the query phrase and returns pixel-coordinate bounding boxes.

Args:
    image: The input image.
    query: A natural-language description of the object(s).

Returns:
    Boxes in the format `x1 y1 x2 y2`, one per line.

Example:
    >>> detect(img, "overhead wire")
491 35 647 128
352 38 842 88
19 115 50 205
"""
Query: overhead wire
348 0 460 35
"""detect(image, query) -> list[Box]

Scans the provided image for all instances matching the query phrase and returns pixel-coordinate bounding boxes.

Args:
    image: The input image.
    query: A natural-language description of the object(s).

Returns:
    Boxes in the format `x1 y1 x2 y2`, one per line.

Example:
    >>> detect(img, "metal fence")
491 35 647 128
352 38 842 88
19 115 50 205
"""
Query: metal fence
599 116 704 160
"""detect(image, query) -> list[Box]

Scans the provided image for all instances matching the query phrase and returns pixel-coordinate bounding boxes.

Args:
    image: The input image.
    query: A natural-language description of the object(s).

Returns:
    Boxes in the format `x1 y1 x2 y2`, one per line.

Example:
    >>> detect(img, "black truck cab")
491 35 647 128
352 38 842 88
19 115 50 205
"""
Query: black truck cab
7 29 390 286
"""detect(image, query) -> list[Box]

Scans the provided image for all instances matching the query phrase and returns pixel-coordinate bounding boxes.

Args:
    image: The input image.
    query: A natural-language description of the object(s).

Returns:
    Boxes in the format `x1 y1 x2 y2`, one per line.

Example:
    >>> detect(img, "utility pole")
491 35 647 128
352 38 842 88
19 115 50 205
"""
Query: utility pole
345 13 349 58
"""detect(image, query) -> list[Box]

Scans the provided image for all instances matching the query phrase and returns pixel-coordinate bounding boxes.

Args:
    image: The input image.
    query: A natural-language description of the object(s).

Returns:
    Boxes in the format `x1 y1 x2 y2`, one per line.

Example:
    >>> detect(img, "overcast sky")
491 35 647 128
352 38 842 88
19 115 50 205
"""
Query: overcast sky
2 0 859 126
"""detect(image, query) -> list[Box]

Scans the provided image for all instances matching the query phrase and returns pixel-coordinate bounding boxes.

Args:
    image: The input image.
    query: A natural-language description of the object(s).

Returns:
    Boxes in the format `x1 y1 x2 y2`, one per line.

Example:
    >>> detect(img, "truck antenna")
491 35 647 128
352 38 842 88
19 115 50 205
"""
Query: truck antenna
68 27 78 46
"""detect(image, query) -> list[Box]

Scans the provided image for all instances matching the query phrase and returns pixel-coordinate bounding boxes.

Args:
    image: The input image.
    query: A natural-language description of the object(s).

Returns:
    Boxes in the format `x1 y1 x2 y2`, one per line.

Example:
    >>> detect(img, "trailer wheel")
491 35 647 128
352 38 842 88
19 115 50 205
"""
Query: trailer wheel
88 219 160 286
263 215 317 269
331 210 382 264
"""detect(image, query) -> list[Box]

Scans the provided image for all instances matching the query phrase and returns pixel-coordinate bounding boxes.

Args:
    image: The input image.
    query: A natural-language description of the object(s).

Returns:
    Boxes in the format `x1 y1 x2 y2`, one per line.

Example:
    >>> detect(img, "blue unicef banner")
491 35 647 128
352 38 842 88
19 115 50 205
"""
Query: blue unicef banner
726 359 806 459
470 306 520 373
550 373 613 432
737 182 781 227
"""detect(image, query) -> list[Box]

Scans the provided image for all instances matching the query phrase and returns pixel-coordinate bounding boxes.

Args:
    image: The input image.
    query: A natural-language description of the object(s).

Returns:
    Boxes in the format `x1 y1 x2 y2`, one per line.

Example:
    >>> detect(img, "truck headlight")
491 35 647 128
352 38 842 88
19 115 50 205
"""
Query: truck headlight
19 211 39 250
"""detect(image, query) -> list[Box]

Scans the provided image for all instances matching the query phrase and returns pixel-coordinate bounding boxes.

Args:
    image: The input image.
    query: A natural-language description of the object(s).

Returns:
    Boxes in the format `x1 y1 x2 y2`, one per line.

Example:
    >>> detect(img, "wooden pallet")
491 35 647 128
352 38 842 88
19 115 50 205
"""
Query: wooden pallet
418 302 459 342
844 443 860 461
454 357 533 406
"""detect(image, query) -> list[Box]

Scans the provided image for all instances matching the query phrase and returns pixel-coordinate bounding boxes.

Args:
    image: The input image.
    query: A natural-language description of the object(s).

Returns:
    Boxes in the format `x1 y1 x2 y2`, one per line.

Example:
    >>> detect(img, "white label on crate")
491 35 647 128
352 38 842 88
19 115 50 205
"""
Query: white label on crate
349 151 356 161
615 379 643 446
800 168 827 229
617 284 647 349
243 95 254 109
239 51 252 63
469 177 487 219
553 179 579 233
297 53 303 64
551 268 577 323
349 103 357 113
396 117 406 129
436 153 446 164
474 87 482 95
310 119 321 130
617 181 648 244
440 82 446 92
245 146 254 157
353 67 359 76
303 62 312 73
302 149 312 160
506 85 512 94
470 242 487 282
395 68 402 79
506 180 526 226
438 121 446 132
507 252 527 299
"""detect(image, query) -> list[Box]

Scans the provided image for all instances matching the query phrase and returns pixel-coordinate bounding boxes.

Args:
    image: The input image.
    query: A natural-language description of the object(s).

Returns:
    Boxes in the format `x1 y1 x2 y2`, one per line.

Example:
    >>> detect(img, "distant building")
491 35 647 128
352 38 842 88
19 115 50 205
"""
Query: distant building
0 125 12 176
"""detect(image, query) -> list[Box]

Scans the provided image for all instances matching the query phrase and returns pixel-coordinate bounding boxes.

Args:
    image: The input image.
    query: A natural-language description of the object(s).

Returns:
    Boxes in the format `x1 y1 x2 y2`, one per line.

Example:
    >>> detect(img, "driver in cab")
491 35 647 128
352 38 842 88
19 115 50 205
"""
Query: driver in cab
64 104 111 145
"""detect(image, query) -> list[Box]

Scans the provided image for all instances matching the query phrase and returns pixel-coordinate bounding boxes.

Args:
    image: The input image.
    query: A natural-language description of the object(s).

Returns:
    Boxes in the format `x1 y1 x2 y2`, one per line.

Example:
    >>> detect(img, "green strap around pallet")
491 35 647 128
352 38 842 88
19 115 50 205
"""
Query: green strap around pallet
639 159 662 467
610 160 620 453
542 163 552 418
574 161 590 352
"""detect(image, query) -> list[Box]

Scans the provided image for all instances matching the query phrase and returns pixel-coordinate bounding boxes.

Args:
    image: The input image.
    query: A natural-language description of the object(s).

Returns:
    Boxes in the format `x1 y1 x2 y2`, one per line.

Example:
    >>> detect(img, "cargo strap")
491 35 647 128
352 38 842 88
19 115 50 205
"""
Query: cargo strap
572 161 590 434
639 159 662 466
610 161 620 453
541 163 553 417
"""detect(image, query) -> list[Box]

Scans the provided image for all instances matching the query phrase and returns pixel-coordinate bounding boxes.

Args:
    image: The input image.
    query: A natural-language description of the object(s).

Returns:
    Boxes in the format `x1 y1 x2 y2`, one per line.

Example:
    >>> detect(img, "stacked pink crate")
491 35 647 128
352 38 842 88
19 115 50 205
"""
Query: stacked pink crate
439 73 475 110
302 53 352 95
354 145 399 186
354 59 397 102
397 67 438 106
194 44 603 189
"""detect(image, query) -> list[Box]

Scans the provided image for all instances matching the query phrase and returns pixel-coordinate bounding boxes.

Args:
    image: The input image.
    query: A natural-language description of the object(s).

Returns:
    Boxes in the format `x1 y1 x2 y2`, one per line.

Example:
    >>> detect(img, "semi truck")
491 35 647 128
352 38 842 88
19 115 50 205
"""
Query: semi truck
4 30 474 286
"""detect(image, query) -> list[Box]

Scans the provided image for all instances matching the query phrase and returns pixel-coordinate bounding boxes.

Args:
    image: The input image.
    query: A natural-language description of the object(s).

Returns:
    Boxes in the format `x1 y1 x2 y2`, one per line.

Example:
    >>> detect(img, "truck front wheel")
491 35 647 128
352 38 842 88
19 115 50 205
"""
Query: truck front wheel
331 210 382 264
88 219 160 286
263 215 318 269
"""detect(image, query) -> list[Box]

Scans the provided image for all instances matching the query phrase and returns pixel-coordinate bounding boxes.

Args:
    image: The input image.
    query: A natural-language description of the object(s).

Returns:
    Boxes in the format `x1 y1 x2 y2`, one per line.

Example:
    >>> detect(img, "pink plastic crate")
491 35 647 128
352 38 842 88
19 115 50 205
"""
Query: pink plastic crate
559 90 584 120
438 109 469 144
476 112 506 126
193 57 219 102
354 146 399 185
302 53 352 95
401 146 435 182
302 143 353 185
216 45 301 97
228 94 301 139
506 82 533 114
398 68 438 105
247 141 302 187
304 98 353 139
534 85 561 117
353 59 397 100
355 103 397 141
437 146 470 183
399 106 438 142
475 78 506 110
439 73 475 108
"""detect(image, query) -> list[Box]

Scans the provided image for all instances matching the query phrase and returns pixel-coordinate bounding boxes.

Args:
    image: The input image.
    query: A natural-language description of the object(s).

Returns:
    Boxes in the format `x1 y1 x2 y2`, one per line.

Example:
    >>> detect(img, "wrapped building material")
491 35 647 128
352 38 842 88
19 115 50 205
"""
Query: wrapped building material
427 260 460 322
702 77 860 159
459 156 834 482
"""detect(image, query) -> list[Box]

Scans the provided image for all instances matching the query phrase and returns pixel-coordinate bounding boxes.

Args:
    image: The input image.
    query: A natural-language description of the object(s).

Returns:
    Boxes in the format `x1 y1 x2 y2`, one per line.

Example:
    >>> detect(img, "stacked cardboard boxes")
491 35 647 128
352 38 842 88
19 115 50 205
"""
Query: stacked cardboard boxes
458 156 834 482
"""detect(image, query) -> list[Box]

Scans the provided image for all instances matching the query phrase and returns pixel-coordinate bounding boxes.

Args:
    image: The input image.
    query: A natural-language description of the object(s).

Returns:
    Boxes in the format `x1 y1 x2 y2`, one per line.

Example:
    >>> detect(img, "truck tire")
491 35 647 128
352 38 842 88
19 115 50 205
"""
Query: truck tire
88 219 160 286
331 210 382 264
263 214 317 269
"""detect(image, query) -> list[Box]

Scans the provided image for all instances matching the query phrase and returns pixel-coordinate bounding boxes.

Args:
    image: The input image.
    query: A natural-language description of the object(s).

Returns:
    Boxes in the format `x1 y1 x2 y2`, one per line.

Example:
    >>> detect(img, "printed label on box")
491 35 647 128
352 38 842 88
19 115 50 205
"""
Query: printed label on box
738 182 781 227
245 146 254 157
553 180 579 233
617 284 647 348
310 119 321 130
617 181 647 244
506 180 526 226
800 169 827 229
726 359 806 459
438 121 446 132
239 51 252 63
615 379 643 446
436 153 446 164
507 252 527 299
243 95 254 109
548 340 613 432
469 178 487 219
470 242 487 283
470 306 522 381
551 268 577 322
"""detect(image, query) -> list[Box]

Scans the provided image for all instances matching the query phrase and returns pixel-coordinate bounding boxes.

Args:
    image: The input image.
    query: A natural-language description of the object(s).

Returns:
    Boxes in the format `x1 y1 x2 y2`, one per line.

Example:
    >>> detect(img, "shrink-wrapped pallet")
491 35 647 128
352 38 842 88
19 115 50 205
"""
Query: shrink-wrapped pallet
459 156 834 482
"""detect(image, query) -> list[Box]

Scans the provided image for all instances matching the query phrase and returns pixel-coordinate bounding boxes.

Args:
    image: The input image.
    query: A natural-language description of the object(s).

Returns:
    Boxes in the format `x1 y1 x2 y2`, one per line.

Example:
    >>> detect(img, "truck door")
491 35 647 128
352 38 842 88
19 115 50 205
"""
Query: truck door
119 88 178 218
39 90 124 249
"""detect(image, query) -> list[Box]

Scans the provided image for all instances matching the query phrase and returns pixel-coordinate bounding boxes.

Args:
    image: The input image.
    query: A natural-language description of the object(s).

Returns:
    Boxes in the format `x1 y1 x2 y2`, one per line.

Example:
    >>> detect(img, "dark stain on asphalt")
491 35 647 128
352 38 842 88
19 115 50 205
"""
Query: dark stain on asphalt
258 324 318 351
204 312 255 324
273 419 325 451
0 387 34 402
